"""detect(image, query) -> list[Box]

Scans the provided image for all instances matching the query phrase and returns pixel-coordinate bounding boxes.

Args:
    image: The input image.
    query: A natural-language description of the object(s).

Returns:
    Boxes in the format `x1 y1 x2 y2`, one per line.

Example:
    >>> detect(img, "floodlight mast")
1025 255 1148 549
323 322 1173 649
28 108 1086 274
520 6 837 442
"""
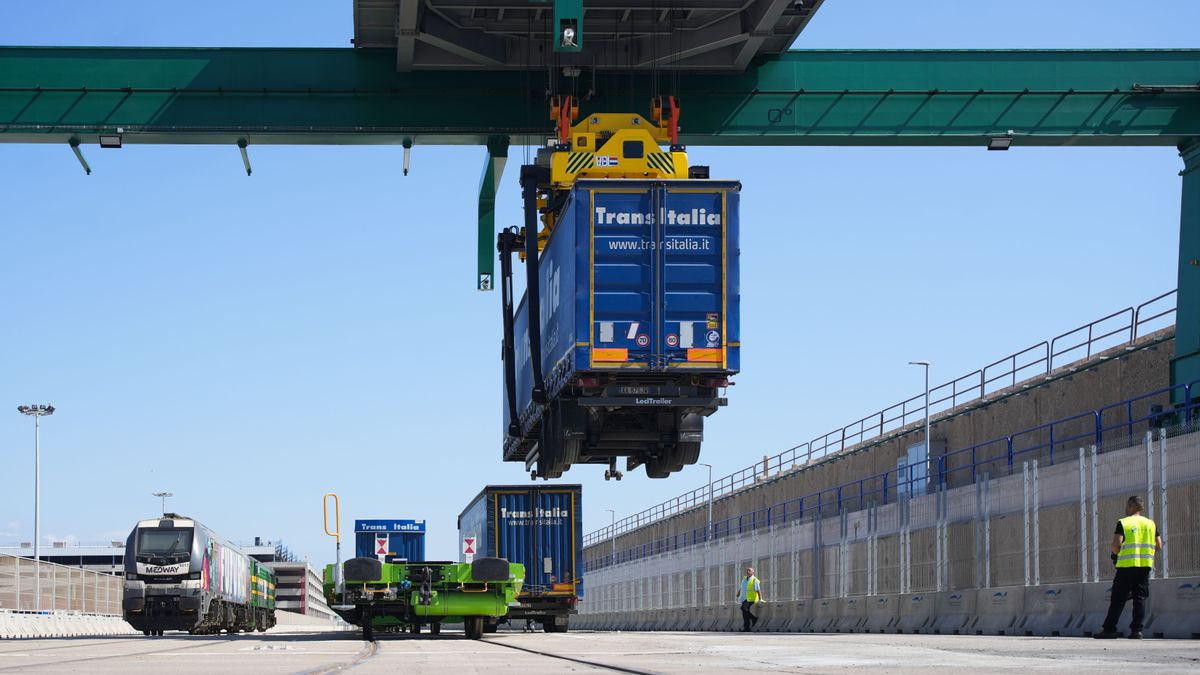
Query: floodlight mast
17 404 55 611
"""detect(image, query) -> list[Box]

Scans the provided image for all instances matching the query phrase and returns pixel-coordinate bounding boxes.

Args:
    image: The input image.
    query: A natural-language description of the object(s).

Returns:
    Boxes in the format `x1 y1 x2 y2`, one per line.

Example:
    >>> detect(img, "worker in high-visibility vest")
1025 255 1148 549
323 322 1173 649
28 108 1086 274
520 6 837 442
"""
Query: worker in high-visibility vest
735 567 764 632
1094 495 1163 639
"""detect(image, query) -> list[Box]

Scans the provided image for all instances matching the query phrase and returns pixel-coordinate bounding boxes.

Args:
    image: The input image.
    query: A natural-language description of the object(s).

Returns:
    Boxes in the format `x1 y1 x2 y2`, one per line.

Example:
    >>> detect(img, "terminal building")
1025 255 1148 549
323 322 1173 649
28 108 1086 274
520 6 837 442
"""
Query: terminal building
0 537 337 619
0 537 292 576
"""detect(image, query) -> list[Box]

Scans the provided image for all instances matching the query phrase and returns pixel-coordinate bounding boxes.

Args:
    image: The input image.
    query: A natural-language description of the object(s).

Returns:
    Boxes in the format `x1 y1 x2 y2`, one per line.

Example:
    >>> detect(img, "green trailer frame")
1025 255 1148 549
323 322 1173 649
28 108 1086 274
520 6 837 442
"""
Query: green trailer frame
323 557 524 640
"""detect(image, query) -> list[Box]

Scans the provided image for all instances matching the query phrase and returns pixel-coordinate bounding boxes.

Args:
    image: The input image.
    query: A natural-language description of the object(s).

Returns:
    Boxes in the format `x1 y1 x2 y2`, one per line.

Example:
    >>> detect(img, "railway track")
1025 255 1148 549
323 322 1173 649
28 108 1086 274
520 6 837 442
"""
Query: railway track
0 637 217 672
479 636 657 675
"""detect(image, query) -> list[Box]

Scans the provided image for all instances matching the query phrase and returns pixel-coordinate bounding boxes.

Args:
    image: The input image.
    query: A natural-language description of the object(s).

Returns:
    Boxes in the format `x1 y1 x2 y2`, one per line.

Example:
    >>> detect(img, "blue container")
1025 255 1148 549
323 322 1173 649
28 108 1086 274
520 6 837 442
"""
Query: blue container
458 485 583 598
502 179 741 473
353 519 426 562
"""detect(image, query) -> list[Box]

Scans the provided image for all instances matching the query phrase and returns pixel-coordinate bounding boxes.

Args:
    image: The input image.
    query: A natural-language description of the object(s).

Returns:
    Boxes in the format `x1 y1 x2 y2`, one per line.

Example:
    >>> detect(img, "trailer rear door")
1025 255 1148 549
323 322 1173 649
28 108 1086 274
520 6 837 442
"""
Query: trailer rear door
589 182 732 369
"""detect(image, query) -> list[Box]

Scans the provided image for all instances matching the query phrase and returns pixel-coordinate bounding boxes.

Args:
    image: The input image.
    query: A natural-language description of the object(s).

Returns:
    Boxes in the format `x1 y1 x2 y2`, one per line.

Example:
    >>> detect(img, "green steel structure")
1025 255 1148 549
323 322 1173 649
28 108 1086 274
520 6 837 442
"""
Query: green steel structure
1 46 1198 402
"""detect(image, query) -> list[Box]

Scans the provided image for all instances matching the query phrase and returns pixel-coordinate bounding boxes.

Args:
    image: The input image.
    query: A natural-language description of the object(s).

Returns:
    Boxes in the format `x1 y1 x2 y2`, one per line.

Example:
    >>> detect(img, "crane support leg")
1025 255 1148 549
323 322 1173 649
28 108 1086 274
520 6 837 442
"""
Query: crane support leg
478 137 508 290
1175 139 1200 407
521 164 549 405
498 229 522 437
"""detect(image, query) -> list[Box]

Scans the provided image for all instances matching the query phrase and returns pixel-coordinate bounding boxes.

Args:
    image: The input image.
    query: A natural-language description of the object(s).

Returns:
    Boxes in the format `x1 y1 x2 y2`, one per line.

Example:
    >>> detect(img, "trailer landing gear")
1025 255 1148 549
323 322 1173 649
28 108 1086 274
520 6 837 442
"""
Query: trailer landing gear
604 459 623 481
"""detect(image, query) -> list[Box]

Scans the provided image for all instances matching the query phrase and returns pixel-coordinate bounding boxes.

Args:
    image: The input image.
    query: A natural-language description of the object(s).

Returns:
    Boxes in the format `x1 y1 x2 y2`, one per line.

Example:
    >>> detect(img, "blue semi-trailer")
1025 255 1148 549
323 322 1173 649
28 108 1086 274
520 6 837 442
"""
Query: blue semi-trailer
353 519 426 562
500 176 741 480
458 484 582 632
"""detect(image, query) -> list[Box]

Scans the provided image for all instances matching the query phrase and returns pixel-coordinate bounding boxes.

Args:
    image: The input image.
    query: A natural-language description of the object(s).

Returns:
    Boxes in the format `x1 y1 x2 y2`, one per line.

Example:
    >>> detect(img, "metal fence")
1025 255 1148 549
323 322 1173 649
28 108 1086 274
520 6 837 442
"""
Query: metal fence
587 381 1197 568
585 289 1178 546
582 427 1199 615
0 553 122 615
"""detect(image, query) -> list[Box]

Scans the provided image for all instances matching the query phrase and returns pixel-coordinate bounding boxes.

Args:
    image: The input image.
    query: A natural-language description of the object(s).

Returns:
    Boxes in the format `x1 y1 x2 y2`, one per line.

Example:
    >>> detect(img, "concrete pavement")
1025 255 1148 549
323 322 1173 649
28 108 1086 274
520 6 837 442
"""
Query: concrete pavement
0 629 1197 674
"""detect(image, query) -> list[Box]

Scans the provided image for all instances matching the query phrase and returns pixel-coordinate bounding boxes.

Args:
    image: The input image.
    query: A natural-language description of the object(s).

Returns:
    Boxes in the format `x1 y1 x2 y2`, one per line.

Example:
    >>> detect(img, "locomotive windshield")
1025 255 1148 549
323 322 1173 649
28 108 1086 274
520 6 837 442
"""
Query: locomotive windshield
137 528 193 555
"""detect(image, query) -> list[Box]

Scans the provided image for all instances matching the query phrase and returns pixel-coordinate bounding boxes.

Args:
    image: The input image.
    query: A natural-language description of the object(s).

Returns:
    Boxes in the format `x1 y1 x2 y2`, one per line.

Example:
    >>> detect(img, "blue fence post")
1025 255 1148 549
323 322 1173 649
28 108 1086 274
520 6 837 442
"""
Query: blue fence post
1049 424 1055 465
1007 437 1014 475
971 447 977 484
1127 398 1134 448
883 472 889 505
1093 411 1102 448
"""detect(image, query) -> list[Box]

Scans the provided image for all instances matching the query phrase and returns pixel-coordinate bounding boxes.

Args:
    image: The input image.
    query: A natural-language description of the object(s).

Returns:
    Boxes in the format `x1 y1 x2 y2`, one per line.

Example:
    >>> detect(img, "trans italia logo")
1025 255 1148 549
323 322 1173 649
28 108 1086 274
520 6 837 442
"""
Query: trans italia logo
594 206 720 226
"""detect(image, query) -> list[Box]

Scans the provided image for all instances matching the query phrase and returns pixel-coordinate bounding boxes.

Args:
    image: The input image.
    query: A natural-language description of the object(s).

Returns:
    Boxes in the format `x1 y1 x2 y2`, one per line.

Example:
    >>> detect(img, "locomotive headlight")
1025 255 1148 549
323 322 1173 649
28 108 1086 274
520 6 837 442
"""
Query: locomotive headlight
188 572 201 580
126 573 138 580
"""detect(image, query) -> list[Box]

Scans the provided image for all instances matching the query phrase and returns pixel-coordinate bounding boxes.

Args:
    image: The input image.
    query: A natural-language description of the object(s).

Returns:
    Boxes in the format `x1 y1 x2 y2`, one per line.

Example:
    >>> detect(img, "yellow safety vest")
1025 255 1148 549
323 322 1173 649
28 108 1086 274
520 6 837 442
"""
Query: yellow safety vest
740 575 760 603
1116 514 1157 568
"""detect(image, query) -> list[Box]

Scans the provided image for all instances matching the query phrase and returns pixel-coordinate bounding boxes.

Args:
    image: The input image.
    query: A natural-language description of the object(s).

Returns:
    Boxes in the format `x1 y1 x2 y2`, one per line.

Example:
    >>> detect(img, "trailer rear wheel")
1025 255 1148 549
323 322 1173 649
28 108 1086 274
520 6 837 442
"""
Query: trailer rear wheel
544 616 569 633
644 455 672 478
465 616 484 640
430 622 441 636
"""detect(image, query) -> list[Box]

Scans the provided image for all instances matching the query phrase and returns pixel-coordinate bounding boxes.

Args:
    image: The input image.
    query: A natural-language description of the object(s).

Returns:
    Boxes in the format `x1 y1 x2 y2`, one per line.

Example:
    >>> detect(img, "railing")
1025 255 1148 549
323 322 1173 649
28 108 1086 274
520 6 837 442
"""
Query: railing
583 288 1179 547
584 380 1197 571
0 553 123 614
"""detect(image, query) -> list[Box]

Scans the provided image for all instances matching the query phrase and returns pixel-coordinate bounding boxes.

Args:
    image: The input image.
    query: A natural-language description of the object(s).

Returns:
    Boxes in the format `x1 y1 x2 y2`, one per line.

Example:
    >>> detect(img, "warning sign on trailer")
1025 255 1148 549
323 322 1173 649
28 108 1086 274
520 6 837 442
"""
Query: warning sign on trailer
463 535 477 563
375 537 388 556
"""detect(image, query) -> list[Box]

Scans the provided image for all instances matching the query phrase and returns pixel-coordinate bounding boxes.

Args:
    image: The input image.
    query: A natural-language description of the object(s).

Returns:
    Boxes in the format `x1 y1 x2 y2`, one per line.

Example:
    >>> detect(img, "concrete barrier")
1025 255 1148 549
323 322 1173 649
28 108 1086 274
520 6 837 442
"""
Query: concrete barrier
712 606 737 632
1148 577 1200 639
0 611 139 639
654 610 673 630
835 597 867 632
271 609 350 632
638 610 656 631
788 598 814 632
1019 583 1084 637
974 586 1025 635
812 598 839 633
1077 581 1114 636
754 601 785 632
931 591 976 635
579 576 1200 637
860 594 899 633
893 593 934 634
682 606 703 630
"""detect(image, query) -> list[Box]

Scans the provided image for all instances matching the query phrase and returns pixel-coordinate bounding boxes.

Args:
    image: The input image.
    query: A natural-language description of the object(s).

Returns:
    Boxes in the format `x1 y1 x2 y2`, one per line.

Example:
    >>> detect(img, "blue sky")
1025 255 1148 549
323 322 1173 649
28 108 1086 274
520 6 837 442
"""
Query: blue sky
0 1 1195 564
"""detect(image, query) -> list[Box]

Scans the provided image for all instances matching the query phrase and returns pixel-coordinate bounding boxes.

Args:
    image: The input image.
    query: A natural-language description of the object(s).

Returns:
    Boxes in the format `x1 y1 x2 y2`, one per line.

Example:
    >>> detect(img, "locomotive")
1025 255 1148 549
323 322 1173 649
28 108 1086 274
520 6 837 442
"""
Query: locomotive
122 514 276 635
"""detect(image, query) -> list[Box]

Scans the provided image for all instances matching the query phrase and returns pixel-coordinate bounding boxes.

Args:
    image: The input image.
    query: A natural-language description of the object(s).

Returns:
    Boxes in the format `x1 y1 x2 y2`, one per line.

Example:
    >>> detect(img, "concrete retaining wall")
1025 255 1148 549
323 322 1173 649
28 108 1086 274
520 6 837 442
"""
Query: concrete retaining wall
575 576 1200 639
586 333 1174 566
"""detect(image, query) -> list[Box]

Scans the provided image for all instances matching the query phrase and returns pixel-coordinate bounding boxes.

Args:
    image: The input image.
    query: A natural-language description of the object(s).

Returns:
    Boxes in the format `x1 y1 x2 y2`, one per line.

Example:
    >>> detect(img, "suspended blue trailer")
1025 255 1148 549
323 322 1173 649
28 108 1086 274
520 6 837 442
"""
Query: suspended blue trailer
500 174 741 480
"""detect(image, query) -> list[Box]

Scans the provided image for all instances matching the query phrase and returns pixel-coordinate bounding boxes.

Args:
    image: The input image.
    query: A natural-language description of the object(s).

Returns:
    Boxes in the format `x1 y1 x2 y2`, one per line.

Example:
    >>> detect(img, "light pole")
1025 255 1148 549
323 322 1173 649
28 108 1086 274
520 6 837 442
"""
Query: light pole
699 463 714 541
152 492 173 515
908 361 932 489
17 404 55 611
605 509 616 566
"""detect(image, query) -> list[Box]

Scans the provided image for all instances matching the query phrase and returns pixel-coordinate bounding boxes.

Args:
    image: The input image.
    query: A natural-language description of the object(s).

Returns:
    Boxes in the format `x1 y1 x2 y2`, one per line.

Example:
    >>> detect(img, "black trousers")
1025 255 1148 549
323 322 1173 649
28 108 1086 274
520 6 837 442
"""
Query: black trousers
740 601 758 630
1102 567 1151 633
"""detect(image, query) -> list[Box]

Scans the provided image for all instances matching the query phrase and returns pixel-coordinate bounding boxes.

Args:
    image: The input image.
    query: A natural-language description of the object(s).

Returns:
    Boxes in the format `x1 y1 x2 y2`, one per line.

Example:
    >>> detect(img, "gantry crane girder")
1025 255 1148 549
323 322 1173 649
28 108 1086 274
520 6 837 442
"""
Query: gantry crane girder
352 0 824 71
1 46 1199 404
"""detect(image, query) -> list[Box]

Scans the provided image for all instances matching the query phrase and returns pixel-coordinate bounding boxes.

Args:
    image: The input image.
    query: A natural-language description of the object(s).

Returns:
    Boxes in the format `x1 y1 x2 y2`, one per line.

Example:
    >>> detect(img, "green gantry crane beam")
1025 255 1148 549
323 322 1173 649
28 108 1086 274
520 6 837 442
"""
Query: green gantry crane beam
2 48 1199 146
2 46 1199 405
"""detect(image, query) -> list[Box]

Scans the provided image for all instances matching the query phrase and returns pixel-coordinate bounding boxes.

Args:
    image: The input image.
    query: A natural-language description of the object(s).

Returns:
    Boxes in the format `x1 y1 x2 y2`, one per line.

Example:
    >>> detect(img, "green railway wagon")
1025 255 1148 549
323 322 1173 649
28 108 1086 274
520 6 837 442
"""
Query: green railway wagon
250 559 277 630
324 556 523 640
